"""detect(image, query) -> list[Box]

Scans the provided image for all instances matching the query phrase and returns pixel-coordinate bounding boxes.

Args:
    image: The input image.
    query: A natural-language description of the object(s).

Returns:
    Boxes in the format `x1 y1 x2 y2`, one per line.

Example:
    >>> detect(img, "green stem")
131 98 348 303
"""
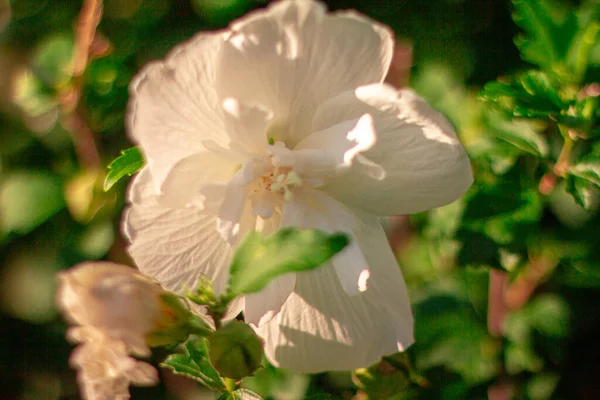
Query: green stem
188 321 213 338
554 130 574 177
225 377 237 392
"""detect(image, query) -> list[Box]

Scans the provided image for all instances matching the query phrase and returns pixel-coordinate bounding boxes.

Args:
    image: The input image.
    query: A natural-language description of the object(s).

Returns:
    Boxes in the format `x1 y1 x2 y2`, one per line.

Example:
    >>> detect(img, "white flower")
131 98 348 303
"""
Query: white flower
124 0 473 372
57 262 162 399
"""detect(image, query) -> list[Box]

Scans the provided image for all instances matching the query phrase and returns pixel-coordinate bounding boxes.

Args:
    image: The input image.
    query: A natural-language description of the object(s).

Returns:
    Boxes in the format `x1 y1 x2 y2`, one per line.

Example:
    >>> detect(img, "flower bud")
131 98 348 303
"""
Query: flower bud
57 262 191 400
57 261 186 354
208 321 263 380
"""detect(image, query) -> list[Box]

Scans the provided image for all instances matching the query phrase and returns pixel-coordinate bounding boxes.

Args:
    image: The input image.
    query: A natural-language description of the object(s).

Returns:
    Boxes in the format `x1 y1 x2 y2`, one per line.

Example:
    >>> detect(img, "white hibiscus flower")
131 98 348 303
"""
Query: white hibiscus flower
123 0 472 372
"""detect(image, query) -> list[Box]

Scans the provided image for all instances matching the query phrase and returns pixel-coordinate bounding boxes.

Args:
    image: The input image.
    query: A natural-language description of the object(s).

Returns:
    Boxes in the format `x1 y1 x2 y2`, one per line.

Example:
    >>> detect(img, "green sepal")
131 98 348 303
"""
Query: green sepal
103 147 145 191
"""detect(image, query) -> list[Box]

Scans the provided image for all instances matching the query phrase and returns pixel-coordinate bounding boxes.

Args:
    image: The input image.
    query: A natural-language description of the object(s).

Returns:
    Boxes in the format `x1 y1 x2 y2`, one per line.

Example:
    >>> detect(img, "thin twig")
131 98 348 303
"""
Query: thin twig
59 0 104 169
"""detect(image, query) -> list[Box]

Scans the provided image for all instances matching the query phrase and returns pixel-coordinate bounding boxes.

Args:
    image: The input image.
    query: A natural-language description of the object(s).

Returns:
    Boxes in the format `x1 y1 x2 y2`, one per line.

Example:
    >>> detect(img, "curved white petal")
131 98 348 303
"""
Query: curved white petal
295 113 383 180
280 189 369 296
128 33 227 189
216 161 265 244
222 98 272 154
309 84 473 216
256 208 413 372
242 209 295 327
123 168 233 296
244 273 296 327
216 0 393 147
159 152 238 209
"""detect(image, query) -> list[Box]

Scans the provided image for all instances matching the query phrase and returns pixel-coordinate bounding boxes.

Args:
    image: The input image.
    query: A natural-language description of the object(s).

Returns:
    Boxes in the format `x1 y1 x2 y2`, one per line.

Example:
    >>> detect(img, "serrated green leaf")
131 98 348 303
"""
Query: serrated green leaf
567 20 600 81
161 338 225 390
218 389 263 400
518 70 564 109
484 110 549 158
570 162 600 187
512 0 578 74
566 174 592 210
569 145 600 186
480 71 564 121
227 229 349 297
103 147 144 191
458 166 544 252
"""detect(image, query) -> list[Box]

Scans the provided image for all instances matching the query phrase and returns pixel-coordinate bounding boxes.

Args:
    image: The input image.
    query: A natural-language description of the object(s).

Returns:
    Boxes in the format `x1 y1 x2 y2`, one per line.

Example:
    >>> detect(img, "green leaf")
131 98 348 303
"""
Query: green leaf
459 170 544 247
227 228 349 297
480 70 565 121
518 70 564 109
484 110 549 158
217 389 263 400
0 171 65 235
512 0 578 74
569 145 600 187
566 174 592 210
526 373 560 400
32 34 74 87
567 20 600 81
570 162 600 187
161 338 225 390
103 147 145 191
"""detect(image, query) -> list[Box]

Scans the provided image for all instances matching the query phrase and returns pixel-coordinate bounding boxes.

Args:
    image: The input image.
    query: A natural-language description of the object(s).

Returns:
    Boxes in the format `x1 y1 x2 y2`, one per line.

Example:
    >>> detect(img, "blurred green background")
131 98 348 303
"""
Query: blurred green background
1 0 599 399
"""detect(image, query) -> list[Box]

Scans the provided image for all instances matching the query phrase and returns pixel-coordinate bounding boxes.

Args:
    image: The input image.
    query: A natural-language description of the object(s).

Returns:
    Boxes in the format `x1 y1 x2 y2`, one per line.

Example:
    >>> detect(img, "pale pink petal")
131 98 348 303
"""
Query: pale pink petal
216 0 393 147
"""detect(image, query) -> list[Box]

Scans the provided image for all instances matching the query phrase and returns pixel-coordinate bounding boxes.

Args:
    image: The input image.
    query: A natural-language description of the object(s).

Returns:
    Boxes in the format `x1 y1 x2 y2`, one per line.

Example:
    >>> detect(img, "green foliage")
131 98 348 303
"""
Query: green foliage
32 34 74 88
0 171 65 235
480 70 565 121
217 388 263 400
482 110 549 158
569 144 600 186
512 0 600 82
162 338 226 391
566 174 593 210
226 228 349 297
352 354 411 399
208 321 264 380
103 147 144 191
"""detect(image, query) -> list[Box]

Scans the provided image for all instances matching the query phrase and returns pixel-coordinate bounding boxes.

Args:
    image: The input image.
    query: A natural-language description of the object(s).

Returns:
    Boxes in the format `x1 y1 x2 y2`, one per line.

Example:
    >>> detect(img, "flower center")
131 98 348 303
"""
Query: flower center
260 166 303 201
247 141 305 219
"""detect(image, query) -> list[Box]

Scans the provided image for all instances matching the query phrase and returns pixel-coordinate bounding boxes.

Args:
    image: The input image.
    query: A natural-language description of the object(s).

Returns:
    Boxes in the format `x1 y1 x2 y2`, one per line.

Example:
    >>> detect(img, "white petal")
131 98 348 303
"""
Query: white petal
222 98 272 153
158 152 238 209
311 84 473 215
295 113 383 180
216 182 247 244
123 168 232 295
215 159 266 244
128 33 227 189
216 0 393 147
242 208 296 327
244 273 296 327
256 209 413 372
281 189 369 296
